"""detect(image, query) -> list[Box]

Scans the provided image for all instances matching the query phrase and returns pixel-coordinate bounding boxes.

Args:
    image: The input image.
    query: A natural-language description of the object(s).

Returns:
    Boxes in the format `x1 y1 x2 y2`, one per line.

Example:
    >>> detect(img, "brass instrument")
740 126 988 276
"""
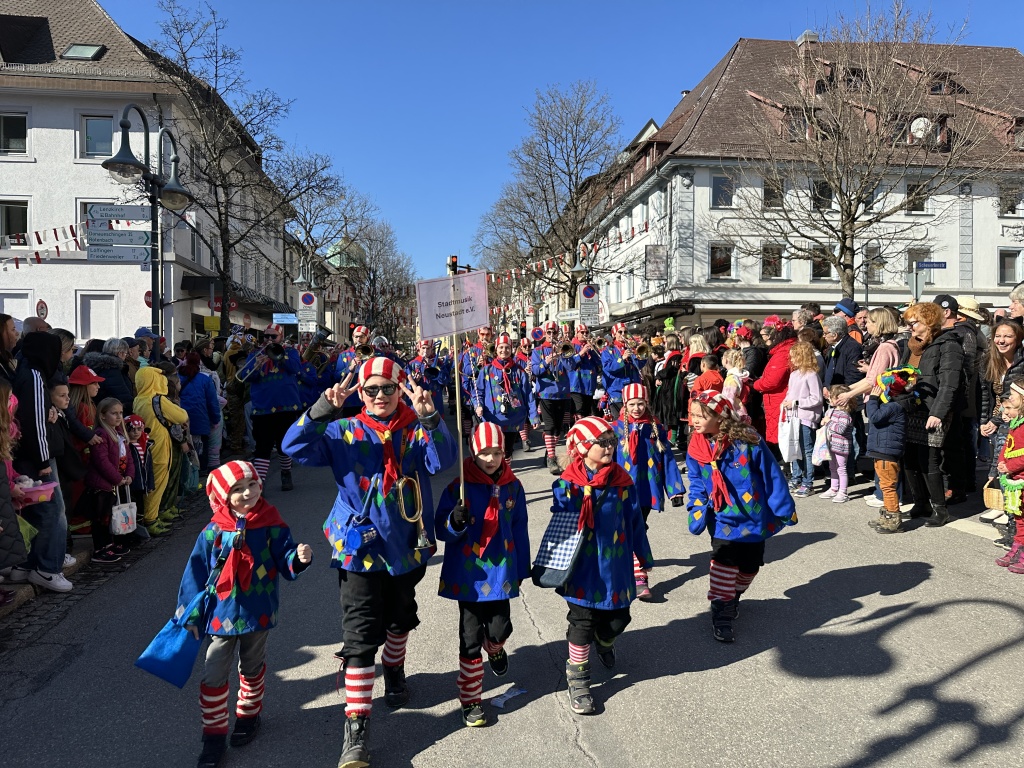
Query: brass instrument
560 342 576 358
355 343 375 361
592 337 607 351
235 343 270 383
395 475 432 551
301 329 332 364
634 343 650 361
424 366 441 381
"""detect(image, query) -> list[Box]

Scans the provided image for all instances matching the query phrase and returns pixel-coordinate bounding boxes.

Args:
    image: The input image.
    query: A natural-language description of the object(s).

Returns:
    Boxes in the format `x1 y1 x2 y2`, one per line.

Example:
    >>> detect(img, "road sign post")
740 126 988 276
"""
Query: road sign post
907 270 926 301
579 284 600 327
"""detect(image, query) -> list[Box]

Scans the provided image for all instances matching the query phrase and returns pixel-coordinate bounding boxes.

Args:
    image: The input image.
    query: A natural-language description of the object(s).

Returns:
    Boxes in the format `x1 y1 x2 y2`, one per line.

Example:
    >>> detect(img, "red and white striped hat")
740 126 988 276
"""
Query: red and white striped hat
612 322 627 334
206 460 261 511
566 416 613 457
577 323 589 333
495 333 511 346
417 338 432 350
692 390 733 417
353 325 369 337
358 356 407 386
544 320 558 332
622 383 648 403
471 422 504 455
264 323 283 337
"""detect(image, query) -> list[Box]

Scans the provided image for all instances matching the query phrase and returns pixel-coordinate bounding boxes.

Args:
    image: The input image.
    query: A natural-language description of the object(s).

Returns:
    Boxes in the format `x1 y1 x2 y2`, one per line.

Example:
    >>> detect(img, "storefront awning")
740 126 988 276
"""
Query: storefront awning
180 274 295 315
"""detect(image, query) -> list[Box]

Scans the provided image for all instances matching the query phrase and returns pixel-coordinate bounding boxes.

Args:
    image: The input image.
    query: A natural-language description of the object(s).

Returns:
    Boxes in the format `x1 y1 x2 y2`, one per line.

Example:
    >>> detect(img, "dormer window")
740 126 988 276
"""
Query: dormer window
929 76 965 95
844 68 868 91
61 44 106 61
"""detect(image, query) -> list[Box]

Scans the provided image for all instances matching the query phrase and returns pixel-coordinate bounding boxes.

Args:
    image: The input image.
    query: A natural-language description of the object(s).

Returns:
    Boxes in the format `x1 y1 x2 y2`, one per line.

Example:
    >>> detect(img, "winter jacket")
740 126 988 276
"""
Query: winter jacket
12 332 62 476
823 336 864 388
991 419 1010 478
611 417 685 511
981 348 1024 429
475 359 530 430
569 342 602 395
785 369 824 428
1001 417 1024 481
947 320 981 417
653 362 687 427
0 459 27 572
691 369 724 394
178 371 221 436
898 331 964 423
241 346 302 416
601 343 642 403
129 440 155 493
531 344 575 400
460 345 489 401
824 408 854 455
865 395 911 461
753 337 796 444
742 345 769 379
434 470 531 601
333 347 364 411
282 405 457 575
134 367 188 474
82 352 134 413
85 428 135 491
686 437 797 541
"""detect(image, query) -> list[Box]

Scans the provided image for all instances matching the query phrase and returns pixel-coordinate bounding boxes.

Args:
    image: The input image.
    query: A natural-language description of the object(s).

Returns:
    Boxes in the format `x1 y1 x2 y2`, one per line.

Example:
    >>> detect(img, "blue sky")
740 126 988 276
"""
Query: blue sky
98 0 1018 280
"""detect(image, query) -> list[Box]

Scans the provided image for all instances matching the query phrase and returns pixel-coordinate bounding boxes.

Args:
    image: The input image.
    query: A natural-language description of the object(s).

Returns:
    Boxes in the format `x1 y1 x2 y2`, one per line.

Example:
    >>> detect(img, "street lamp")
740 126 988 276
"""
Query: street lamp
102 104 192 339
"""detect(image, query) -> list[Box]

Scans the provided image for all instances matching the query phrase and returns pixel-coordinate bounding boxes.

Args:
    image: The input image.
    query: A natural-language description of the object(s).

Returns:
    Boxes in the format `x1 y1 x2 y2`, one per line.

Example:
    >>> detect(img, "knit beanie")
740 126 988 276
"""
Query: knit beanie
471 422 504 455
206 460 262 514
566 416 612 457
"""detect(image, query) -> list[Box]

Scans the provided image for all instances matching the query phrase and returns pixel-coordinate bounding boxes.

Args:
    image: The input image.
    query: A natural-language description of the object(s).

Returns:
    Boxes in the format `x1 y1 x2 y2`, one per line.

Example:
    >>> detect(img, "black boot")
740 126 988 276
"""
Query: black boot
382 663 409 708
924 472 950 527
547 456 561 475
230 714 261 747
710 600 735 642
997 517 1017 550
338 714 370 768
196 734 227 768
595 639 616 669
566 660 594 715
903 471 932 519
281 470 294 491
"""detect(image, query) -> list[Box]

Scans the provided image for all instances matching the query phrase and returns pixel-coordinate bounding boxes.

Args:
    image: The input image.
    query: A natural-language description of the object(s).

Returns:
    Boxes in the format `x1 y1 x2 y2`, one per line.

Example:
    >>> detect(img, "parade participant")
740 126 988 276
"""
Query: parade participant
334 325 372 418
282 357 457 768
612 384 685 599
434 423 530 727
459 326 494 441
535 416 651 715
124 414 155 540
406 339 449 415
601 322 642 422
134 366 188 536
532 320 577 474
237 324 302 491
178 461 312 768
686 391 797 642
569 324 601 421
475 333 530 459
515 337 536 451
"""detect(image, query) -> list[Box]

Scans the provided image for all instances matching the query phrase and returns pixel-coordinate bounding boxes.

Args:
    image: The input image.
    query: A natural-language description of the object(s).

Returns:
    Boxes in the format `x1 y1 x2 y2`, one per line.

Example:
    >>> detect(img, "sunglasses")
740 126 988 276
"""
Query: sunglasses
589 435 617 448
363 384 398 398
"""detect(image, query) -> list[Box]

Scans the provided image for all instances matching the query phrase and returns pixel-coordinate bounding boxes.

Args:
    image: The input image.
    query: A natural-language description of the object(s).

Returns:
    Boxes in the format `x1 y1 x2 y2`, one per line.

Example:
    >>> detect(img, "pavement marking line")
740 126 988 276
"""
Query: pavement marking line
948 517 1001 541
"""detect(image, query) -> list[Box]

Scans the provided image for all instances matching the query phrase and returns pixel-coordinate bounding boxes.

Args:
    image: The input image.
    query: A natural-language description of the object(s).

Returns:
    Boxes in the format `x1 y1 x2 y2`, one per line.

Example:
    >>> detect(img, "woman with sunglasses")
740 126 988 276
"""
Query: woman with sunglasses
282 356 456 768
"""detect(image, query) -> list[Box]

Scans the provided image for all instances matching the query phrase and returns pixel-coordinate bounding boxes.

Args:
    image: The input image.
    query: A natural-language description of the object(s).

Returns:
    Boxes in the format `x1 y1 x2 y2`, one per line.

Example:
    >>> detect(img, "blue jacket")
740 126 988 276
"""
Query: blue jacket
460 345 488 402
176 516 307 636
601 345 641 403
179 372 221 435
531 344 575 400
128 441 155 493
435 467 531 601
406 355 449 414
611 417 685 511
475 359 530 430
823 336 864 388
686 438 797 541
297 362 328 410
865 395 910 461
569 342 602 395
243 347 302 415
334 348 362 410
282 408 457 575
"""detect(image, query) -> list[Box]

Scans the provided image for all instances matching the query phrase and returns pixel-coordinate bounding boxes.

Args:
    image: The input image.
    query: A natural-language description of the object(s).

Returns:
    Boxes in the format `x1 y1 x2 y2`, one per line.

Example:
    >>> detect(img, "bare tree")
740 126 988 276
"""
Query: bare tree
476 81 622 308
711 1 1021 297
147 0 335 331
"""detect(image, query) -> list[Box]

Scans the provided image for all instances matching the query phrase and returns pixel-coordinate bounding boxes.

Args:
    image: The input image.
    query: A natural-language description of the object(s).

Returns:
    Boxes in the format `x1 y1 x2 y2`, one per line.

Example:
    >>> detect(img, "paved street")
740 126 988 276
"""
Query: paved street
2 419 1023 768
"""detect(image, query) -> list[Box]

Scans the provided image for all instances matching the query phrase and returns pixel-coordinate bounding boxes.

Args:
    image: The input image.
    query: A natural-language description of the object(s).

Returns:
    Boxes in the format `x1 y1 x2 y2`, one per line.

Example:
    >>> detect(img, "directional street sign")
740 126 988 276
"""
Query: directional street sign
87 245 150 263
915 261 947 269
86 229 152 246
84 203 150 220
557 309 580 322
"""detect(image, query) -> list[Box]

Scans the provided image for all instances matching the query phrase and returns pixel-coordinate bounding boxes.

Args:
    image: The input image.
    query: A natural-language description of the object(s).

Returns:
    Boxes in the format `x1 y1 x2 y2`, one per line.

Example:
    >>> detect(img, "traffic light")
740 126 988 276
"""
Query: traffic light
447 255 459 275
519 320 527 340
348 322 356 333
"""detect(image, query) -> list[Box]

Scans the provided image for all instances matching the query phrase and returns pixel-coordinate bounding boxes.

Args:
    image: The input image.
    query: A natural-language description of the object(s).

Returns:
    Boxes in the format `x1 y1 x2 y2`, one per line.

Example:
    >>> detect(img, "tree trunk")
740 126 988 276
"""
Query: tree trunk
839 230 856 299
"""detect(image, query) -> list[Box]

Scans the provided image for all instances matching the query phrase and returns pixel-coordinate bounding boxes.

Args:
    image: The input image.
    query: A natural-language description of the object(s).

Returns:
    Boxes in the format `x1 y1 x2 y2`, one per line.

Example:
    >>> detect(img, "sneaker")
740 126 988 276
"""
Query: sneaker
865 496 885 508
820 488 837 500
147 521 171 537
6 566 30 583
461 702 487 727
92 547 121 565
788 479 800 490
112 543 131 556
832 492 849 504
996 543 1023 568
196 734 227 768
230 714 261 747
487 649 509 677
63 553 78 568
27 569 73 592
134 525 151 541
636 577 652 600
0 587 14 606
794 485 810 498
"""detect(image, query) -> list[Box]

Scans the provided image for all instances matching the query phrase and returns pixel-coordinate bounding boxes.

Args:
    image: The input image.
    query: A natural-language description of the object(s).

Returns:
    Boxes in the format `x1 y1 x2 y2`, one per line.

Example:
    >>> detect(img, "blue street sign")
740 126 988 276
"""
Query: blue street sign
915 261 947 269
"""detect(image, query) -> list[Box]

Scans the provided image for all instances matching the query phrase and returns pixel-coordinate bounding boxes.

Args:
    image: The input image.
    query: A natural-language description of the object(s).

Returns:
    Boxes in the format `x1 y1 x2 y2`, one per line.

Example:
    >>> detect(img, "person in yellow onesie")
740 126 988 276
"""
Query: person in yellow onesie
134 366 189 536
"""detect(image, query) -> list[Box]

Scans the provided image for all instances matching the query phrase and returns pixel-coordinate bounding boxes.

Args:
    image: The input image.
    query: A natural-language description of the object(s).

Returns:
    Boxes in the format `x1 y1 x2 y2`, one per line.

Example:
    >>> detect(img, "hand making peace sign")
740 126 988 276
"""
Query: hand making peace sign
323 372 356 408
401 380 436 418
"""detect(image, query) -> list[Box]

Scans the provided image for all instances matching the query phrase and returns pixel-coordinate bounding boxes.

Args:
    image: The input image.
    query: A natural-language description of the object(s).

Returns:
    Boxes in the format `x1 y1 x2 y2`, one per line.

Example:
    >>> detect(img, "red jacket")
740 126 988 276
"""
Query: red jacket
753 337 796 444
85 428 135 491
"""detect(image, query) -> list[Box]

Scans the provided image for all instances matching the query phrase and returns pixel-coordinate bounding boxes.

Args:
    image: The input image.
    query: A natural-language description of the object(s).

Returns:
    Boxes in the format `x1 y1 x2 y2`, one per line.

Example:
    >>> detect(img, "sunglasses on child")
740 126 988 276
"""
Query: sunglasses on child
362 384 399 398
588 435 617 448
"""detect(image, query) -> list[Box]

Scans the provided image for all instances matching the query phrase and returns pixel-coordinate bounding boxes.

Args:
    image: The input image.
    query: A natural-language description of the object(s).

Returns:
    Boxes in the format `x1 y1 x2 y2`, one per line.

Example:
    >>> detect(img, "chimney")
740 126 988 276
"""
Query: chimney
796 29 819 54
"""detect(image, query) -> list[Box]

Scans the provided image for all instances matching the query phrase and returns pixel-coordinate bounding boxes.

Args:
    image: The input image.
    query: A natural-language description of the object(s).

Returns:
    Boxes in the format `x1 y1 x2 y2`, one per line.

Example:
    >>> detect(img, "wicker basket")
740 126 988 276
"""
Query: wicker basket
983 478 1004 512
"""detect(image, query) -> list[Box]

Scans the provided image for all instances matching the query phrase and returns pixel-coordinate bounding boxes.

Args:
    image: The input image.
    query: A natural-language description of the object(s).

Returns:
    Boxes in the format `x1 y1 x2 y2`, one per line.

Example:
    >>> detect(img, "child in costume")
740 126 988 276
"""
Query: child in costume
996 380 1024 572
822 384 855 503
686 391 796 642
125 415 155 541
865 367 919 534
282 357 456 768
611 384 685 599
134 366 189 536
537 416 652 715
690 353 724 394
475 333 530 459
178 460 312 768
82 398 135 564
990 392 1019 549
435 422 530 727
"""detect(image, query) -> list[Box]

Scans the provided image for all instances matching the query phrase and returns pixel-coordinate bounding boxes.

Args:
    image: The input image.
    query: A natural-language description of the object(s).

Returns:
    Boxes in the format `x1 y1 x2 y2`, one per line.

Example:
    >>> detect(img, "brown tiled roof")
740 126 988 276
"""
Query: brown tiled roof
0 0 156 79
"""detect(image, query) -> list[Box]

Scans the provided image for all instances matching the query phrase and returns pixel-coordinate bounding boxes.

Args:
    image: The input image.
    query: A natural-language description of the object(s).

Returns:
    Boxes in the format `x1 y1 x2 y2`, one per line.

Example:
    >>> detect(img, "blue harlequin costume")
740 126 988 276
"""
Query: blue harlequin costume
334 347 363 413
460 344 488 406
530 343 574 400
475 358 530 433
569 342 602 396
406 354 449 414
601 344 642 406
241 342 303 487
612 416 685 514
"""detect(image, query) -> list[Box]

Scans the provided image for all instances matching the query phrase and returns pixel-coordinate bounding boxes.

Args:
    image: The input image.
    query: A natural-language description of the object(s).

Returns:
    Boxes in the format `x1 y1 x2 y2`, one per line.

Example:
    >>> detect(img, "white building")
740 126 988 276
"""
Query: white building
0 0 293 344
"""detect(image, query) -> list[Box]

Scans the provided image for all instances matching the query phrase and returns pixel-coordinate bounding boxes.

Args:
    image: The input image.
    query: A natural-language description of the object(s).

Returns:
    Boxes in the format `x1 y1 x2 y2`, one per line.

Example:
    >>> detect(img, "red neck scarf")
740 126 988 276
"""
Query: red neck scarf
491 357 515 392
621 409 654 463
560 459 633 531
462 457 517 552
210 498 285 600
687 432 733 511
355 403 419 495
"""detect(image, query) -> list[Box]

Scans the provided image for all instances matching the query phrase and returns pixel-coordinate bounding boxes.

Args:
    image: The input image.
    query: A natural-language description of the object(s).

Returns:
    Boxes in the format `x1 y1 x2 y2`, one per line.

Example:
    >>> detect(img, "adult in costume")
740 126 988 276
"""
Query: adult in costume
474 333 530 459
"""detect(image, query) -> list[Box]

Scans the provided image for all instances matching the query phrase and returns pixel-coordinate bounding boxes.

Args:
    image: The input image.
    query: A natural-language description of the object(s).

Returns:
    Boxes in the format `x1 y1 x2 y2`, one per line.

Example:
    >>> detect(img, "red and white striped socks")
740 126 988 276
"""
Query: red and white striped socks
200 682 230 735
236 664 266 719
519 426 529 447
708 560 739 602
562 410 572 430
279 455 292 473
344 665 374 718
381 631 408 667
735 570 758 595
456 656 484 704
544 433 557 458
568 642 589 664
633 554 647 584
253 458 271 484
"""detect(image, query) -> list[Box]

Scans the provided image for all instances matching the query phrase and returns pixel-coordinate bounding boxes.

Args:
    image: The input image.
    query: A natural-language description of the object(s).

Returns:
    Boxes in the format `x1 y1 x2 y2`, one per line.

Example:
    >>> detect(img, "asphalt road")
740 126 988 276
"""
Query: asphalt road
2 420 1023 768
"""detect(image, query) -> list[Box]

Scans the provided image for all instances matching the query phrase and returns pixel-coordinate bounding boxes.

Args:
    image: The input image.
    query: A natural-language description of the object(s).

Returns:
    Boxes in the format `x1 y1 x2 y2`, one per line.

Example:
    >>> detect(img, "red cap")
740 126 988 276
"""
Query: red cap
68 366 104 386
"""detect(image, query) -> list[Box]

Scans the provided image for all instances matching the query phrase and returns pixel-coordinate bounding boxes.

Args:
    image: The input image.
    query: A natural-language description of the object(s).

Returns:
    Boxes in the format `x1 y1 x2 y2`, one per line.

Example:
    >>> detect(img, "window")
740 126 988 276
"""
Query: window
761 245 784 279
77 292 117 340
999 186 1023 216
891 119 910 145
845 68 868 91
62 44 106 61
907 247 934 285
709 244 734 279
626 271 635 299
190 220 203 263
614 276 622 303
241 259 250 286
711 176 734 208
763 179 784 209
0 292 31 318
787 110 809 141
1001 249 1023 284
0 113 27 154
864 244 883 283
864 184 881 212
906 182 928 213
811 246 834 280
811 180 833 211
81 115 113 158
929 77 964 96
1015 123 1024 151
0 200 28 242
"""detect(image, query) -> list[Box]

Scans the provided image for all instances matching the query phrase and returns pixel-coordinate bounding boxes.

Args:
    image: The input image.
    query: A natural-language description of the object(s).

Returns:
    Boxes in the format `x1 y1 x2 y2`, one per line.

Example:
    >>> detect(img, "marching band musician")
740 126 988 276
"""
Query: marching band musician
237 324 302 491
475 333 531 459
335 325 372 418
282 357 457 768
406 339 449 415
516 336 537 451
458 326 494 443
569 323 602 422
601 322 642 422
531 320 578 474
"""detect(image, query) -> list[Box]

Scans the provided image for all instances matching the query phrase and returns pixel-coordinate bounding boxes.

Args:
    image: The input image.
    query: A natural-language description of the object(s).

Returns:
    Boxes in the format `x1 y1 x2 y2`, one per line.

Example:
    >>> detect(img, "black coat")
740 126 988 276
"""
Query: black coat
0 460 28 572
653 362 688 426
12 332 61 477
980 347 1024 427
82 352 134 413
898 331 965 422
823 335 864 388
742 345 768 379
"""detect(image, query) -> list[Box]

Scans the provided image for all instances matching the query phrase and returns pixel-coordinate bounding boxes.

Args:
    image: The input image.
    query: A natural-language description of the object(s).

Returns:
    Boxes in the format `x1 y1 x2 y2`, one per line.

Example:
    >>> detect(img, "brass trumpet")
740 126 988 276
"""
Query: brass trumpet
355 343 374 361
235 342 282 383
396 475 432 551
628 341 650 361
560 342 576 358
592 337 607 351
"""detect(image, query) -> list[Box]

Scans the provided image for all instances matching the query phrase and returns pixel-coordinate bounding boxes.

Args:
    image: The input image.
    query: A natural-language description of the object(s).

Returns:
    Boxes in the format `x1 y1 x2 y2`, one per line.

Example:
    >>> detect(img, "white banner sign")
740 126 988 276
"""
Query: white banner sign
417 271 490 338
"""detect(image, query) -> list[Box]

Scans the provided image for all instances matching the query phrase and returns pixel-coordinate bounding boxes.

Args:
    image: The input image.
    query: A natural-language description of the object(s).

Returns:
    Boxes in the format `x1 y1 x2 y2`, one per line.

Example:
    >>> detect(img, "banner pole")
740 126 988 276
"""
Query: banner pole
451 324 466 503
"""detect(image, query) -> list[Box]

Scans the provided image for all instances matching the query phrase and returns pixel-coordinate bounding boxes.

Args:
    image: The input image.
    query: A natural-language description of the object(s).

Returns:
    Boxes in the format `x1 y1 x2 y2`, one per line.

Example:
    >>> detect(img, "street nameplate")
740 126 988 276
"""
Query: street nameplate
86 229 152 246
557 309 581 321
84 203 150 220
915 261 947 269
87 245 150 262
